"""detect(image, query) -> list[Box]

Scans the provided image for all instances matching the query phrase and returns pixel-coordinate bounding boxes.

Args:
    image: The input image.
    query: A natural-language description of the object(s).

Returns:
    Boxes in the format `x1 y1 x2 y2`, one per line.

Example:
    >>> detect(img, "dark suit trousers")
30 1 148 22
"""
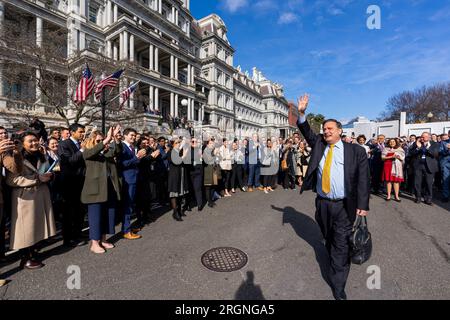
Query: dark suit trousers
61 177 85 242
122 181 136 233
414 163 434 201
231 164 244 189
315 197 353 293
189 171 203 207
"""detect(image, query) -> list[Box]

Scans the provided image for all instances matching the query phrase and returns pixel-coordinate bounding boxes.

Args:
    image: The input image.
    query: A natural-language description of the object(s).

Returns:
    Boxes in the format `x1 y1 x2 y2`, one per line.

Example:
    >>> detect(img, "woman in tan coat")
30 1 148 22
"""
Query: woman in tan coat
6 131 56 269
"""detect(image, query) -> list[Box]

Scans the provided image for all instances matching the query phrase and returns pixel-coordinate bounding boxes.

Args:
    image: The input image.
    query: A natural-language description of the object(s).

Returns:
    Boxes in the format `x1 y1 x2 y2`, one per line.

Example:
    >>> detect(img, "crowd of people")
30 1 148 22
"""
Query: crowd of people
0 117 448 282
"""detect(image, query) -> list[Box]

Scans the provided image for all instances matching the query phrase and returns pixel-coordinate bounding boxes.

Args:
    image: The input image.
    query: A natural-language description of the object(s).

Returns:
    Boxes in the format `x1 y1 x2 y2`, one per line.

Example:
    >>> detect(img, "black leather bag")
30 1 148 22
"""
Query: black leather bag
350 216 372 265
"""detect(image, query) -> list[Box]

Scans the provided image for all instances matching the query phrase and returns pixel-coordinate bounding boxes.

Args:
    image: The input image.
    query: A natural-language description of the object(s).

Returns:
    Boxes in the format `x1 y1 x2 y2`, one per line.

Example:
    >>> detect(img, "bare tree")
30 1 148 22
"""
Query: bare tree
380 82 450 123
0 10 144 128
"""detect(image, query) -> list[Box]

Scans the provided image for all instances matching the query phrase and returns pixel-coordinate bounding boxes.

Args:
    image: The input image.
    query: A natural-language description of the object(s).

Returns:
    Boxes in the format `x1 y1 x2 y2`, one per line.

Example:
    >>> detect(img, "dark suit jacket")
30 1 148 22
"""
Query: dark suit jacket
118 142 140 185
57 138 85 178
298 119 370 223
408 141 440 173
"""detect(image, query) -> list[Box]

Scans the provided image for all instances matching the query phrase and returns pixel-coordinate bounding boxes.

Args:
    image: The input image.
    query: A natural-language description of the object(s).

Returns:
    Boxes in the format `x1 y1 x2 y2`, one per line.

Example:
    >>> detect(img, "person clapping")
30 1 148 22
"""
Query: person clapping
81 126 122 253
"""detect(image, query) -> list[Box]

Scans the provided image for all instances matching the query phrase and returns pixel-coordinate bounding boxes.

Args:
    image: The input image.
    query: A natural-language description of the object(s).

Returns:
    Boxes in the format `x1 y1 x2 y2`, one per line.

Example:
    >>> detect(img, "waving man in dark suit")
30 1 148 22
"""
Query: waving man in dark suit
296 94 370 300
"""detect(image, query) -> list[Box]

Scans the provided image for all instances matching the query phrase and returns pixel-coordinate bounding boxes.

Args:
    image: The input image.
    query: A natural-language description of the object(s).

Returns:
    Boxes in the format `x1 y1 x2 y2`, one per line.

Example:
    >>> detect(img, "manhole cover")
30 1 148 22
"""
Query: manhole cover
201 247 248 272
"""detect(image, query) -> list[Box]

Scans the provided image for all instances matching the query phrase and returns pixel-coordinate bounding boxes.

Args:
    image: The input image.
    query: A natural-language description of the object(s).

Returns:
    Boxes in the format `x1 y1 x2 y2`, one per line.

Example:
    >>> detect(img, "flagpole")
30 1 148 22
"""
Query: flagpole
101 87 107 134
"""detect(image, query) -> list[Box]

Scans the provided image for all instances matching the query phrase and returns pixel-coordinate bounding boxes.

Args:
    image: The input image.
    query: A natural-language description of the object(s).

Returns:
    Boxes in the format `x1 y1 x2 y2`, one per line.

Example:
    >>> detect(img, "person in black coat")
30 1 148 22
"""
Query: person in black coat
408 132 440 205
57 123 86 247
186 138 204 211
135 136 160 227
167 138 189 221
296 94 370 300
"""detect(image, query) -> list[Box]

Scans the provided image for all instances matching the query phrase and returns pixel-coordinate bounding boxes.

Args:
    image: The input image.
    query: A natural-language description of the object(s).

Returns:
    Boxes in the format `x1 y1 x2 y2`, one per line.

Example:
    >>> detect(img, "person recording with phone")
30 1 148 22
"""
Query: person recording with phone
6 131 56 270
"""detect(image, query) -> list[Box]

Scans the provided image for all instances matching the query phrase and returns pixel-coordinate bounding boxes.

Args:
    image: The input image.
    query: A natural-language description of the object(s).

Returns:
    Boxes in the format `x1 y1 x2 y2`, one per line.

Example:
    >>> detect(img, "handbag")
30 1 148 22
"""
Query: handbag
281 159 288 171
350 215 372 265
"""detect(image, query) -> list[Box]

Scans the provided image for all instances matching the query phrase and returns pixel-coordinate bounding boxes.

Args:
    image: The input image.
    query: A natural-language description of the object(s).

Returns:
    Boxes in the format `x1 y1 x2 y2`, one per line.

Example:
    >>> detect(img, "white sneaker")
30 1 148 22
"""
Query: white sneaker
264 190 269 194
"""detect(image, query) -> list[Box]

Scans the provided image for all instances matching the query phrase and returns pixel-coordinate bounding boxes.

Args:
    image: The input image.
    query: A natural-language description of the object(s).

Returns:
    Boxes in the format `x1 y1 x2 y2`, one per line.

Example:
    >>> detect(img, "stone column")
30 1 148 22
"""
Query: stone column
119 33 124 60
201 105 205 122
80 0 86 17
113 4 118 22
170 55 174 78
113 41 118 60
149 44 154 70
187 98 191 120
174 93 179 117
36 17 43 103
174 57 178 80
36 17 43 47
154 87 159 111
123 32 129 60
106 0 112 26
191 66 195 85
187 64 191 85
130 34 135 62
107 40 112 58
154 47 159 72
158 0 162 14
170 92 174 117
149 85 154 111
191 99 195 121
172 6 176 23
175 9 179 26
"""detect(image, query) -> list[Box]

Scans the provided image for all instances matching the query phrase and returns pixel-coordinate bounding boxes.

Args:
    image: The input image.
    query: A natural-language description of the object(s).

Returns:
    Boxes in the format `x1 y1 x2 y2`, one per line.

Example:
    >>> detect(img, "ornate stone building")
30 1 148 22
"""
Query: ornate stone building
0 0 291 138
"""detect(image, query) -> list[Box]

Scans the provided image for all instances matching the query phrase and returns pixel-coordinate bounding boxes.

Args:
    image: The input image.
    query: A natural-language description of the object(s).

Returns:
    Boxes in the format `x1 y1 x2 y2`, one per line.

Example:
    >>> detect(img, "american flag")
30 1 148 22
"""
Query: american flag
119 82 139 110
73 64 95 104
94 69 124 101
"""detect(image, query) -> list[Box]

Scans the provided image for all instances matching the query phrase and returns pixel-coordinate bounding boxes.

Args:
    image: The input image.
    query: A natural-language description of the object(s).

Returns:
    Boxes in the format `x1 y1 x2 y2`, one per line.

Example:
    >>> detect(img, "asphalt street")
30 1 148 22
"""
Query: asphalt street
0 188 449 300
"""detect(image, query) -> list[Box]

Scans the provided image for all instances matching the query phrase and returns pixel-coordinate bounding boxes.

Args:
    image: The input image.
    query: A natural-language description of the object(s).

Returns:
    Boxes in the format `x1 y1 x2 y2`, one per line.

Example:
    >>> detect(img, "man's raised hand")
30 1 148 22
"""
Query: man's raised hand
297 93 310 115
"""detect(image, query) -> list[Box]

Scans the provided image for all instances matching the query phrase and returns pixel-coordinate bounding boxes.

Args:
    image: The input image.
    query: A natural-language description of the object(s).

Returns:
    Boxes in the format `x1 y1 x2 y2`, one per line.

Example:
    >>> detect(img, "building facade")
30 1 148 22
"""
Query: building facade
342 112 450 138
0 0 290 138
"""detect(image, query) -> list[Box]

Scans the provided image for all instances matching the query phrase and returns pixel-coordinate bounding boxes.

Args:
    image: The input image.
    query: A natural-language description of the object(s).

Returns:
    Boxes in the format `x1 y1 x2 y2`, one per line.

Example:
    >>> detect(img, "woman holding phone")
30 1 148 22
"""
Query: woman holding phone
6 131 56 269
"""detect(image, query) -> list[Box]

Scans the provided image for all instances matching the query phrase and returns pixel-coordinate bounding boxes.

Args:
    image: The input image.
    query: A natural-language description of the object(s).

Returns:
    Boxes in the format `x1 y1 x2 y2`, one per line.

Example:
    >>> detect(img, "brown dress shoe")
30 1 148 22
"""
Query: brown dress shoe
248 187 254 192
257 187 264 191
123 232 142 240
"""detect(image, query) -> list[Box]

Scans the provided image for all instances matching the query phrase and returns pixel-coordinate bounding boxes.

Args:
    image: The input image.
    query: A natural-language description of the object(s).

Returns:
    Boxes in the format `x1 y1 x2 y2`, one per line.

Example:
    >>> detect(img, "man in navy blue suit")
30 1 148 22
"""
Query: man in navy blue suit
118 128 147 240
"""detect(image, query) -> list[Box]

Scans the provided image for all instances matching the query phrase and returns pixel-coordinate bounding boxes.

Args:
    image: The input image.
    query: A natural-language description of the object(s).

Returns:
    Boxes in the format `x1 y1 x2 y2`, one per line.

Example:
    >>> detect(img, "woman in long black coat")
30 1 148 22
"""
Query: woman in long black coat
167 138 189 221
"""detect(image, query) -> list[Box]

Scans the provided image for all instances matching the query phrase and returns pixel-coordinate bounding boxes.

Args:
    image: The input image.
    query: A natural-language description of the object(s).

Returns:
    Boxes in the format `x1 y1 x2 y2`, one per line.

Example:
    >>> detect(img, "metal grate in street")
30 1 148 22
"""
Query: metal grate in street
201 247 248 272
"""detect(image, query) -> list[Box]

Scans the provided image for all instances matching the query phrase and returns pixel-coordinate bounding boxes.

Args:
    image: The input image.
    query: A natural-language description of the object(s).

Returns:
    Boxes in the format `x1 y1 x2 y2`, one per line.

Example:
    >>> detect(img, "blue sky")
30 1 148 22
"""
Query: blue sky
190 0 450 123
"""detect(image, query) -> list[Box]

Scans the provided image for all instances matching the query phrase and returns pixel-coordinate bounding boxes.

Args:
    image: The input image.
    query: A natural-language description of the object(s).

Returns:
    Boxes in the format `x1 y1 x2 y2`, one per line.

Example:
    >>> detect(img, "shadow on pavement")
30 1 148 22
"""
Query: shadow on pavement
271 205 332 290
235 271 265 300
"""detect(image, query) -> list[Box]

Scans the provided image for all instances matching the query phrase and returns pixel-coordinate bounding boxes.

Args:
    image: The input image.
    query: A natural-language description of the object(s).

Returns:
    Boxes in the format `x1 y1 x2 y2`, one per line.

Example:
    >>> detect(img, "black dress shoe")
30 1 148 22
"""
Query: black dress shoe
20 258 44 270
415 199 421 204
424 200 433 206
332 289 347 300
197 205 204 212
207 202 215 208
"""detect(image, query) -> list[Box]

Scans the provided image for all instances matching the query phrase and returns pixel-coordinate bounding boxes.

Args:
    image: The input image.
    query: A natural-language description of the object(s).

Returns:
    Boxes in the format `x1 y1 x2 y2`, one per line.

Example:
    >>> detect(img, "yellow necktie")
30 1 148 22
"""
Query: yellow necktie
322 144 335 194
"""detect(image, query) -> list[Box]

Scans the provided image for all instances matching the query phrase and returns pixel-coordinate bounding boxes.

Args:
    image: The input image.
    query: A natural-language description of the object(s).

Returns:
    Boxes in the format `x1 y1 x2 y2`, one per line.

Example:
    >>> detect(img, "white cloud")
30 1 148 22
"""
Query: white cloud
328 7 344 15
278 12 298 24
253 0 277 12
220 0 248 13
